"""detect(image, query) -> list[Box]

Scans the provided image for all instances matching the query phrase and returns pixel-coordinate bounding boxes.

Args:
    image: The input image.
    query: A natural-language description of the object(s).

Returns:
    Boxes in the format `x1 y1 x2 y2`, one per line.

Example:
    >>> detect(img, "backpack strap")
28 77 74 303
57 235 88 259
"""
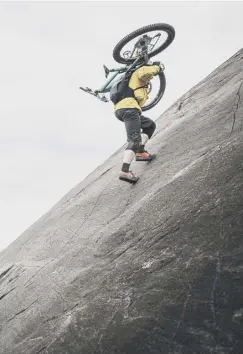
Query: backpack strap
133 85 148 91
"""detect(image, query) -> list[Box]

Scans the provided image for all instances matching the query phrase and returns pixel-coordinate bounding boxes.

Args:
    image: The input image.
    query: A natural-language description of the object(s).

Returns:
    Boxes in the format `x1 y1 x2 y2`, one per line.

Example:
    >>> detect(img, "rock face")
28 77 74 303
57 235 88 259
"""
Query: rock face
1 49 243 354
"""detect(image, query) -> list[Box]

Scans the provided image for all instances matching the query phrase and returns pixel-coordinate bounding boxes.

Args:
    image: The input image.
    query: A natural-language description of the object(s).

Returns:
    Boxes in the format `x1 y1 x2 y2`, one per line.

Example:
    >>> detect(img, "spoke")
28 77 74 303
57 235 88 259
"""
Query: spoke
121 31 165 61
148 33 161 52
130 46 137 58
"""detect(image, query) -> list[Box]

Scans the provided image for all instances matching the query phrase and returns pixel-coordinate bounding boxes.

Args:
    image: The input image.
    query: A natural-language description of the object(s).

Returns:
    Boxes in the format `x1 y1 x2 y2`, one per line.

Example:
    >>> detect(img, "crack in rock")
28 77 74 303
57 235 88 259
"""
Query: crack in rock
230 81 243 134
210 253 221 330
6 299 38 323
0 264 14 281
35 346 47 354
172 285 192 344
0 287 16 301
177 96 190 112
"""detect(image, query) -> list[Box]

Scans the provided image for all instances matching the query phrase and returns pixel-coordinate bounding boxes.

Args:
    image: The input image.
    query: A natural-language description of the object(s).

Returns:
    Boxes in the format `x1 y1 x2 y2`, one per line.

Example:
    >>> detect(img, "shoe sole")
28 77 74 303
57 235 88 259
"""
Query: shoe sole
119 176 139 184
136 154 157 162
136 158 153 161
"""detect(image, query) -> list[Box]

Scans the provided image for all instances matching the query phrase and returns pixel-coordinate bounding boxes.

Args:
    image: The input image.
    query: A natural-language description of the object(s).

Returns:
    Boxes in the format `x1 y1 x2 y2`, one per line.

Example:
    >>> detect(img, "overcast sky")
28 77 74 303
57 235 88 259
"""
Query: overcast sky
0 1 242 252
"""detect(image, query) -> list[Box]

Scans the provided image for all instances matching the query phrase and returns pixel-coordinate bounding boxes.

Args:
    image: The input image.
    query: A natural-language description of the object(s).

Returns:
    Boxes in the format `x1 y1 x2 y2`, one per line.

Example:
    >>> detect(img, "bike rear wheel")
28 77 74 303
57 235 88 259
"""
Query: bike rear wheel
113 23 175 65
142 70 166 112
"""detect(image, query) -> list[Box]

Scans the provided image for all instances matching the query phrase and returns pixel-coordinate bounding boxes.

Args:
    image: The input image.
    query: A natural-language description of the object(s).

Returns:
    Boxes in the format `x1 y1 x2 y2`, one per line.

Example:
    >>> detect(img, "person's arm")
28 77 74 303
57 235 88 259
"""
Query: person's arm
134 87 148 105
136 65 161 81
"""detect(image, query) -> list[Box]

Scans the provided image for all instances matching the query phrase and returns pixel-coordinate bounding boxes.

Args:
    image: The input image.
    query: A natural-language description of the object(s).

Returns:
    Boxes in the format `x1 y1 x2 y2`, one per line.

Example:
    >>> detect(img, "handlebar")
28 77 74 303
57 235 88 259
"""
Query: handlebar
79 87 108 102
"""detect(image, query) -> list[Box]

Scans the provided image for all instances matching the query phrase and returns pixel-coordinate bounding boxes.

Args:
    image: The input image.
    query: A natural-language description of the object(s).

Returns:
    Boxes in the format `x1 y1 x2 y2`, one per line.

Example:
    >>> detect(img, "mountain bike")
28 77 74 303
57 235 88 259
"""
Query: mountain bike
79 23 175 111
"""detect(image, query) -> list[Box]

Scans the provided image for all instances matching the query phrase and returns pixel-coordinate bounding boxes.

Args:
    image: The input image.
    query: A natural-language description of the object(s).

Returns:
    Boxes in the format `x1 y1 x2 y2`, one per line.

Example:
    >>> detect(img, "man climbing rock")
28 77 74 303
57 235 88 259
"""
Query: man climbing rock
112 62 163 184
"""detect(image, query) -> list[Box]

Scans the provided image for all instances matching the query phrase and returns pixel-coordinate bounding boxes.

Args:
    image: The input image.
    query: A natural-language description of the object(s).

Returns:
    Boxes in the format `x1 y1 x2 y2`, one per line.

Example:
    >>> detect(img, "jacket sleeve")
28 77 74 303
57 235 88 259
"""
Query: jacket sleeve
136 65 160 82
134 87 148 106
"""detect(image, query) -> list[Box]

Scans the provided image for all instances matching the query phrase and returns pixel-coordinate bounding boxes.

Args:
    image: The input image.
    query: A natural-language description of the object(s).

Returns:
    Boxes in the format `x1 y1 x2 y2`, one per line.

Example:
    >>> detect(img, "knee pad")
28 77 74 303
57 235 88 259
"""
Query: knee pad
126 140 141 153
126 132 141 153
143 121 156 139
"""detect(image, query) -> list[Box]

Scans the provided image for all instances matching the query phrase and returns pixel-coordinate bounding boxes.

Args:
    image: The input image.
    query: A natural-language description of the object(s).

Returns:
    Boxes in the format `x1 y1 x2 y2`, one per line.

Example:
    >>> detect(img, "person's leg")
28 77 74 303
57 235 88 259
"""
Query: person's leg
139 115 156 152
122 109 142 170
115 108 141 183
136 114 156 161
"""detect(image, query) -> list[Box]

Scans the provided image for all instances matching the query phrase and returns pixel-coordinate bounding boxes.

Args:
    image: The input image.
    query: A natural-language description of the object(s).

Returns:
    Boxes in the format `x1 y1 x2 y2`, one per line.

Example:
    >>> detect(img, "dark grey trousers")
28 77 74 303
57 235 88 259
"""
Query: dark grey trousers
115 108 156 152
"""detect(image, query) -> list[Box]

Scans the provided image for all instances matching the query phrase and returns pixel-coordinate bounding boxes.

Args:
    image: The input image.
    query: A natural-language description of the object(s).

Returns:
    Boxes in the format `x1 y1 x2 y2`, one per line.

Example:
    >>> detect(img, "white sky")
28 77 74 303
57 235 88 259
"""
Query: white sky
0 1 242 252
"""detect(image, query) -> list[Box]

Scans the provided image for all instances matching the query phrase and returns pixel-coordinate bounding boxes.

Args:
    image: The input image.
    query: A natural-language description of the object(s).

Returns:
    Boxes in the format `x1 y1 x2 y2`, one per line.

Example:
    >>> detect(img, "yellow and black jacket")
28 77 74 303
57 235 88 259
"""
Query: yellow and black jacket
114 65 160 112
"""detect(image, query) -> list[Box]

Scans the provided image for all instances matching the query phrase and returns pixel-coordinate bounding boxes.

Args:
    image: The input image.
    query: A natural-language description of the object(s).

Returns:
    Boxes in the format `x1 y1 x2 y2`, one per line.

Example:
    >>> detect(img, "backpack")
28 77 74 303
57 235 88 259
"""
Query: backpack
109 72 133 104
110 69 149 105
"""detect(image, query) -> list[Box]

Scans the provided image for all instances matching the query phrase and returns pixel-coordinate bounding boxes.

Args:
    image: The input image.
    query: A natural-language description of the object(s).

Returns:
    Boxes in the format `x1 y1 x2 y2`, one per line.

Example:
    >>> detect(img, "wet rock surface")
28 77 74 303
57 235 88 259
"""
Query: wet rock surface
0 49 243 354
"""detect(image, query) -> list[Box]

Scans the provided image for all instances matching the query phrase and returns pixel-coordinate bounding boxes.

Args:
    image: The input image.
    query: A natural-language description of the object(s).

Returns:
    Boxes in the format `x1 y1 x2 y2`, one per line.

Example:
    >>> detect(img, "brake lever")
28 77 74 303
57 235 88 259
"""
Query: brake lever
100 96 109 102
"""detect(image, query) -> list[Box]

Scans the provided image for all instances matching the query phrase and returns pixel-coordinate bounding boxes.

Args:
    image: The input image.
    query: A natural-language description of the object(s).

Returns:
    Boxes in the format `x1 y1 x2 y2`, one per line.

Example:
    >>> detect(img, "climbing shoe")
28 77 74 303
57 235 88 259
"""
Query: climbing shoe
119 171 139 184
136 151 157 161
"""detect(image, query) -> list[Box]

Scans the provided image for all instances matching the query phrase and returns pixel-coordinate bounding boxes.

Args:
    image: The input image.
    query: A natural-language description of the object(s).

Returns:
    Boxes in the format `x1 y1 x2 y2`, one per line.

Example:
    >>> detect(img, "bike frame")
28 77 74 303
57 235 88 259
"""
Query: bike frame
97 54 146 93
79 34 154 101
97 67 126 93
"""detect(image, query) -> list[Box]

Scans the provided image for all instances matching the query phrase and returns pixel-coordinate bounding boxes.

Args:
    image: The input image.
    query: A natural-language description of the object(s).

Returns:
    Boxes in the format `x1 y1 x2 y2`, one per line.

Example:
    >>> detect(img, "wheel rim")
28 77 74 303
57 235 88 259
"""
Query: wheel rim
119 29 171 62
142 71 166 111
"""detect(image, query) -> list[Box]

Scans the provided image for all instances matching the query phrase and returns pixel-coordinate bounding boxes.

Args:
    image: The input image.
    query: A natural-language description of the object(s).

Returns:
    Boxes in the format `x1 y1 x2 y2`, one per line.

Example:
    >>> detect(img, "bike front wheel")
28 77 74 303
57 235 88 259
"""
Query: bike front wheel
113 23 175 65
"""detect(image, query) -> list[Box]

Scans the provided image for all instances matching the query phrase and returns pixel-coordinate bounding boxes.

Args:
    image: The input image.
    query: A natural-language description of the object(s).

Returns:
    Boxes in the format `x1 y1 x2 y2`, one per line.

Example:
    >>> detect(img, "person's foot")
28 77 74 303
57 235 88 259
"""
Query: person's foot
119 171 139 184
136 151 156 161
